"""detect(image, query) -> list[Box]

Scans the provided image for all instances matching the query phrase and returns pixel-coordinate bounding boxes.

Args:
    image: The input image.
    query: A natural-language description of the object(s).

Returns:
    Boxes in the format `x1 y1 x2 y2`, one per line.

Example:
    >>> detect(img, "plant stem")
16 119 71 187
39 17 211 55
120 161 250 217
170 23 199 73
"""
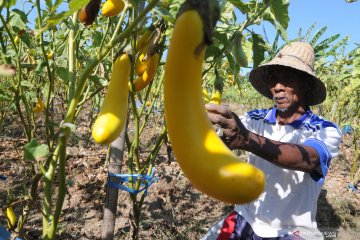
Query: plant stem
68 11 79 103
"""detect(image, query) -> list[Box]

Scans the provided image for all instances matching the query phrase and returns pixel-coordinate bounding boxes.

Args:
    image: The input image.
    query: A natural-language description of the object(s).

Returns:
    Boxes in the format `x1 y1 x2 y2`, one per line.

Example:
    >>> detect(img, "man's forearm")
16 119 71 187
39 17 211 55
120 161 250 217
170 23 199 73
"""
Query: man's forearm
244 132 320 172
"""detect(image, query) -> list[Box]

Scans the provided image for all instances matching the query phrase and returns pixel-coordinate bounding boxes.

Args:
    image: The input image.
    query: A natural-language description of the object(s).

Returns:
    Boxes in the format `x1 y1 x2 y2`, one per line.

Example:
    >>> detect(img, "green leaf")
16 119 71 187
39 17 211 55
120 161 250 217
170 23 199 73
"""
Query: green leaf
225 50 236 76
24 139 49 161
45 0 53 11
9 9 28 30
21 81 33 88
262 9 275 25
251 33 267 68
310 26 327 45
274 21 288 43
50 0 65 14
352 56 360 79
305 22 317 42
152 8 175 24
205 45 222 59
56 67 69 84
0 0 16 8
220 2 235 22
228 0 250 14
314 34 340 53
213 31 231 49
297 28 302 40
270 0 290 29
344 54 360 91
35 62 47 74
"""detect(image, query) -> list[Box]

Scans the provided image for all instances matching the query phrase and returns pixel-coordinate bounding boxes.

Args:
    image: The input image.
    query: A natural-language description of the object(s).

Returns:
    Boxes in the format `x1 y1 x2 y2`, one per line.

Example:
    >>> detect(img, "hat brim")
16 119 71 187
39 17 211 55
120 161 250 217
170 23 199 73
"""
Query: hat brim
249 56 326 106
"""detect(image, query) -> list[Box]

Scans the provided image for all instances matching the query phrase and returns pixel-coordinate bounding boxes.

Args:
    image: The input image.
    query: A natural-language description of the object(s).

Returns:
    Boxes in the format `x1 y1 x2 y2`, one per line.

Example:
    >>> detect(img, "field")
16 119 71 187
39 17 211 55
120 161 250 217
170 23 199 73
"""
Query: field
1 102 359 240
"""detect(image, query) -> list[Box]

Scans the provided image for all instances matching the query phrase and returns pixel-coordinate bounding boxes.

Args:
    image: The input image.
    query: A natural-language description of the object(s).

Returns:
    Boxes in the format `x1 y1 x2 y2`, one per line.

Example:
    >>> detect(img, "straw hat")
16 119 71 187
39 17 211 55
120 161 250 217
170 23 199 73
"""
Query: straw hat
249 41 326 106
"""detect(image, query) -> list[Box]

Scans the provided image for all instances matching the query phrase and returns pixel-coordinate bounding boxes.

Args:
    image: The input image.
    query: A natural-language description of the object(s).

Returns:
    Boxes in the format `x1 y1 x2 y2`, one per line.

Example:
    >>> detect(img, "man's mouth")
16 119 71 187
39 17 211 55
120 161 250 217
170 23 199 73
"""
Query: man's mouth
273 96 288 104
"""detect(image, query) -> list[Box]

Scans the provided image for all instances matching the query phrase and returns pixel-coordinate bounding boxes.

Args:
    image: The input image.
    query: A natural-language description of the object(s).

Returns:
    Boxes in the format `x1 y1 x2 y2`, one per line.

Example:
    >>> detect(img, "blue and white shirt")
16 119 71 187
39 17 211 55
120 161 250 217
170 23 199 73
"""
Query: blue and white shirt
235 107 342 239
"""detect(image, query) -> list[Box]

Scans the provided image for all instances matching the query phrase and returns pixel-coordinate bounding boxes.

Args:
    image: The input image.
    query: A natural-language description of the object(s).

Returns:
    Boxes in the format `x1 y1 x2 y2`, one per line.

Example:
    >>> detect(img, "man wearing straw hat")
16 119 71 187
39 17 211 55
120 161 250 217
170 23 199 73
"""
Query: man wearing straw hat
204 42 342 239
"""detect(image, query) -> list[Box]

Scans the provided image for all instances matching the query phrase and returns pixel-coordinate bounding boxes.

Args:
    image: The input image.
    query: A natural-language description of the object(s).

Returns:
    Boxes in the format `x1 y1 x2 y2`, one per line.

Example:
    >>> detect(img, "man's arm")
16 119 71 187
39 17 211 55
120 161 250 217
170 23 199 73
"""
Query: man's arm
205 103 320 173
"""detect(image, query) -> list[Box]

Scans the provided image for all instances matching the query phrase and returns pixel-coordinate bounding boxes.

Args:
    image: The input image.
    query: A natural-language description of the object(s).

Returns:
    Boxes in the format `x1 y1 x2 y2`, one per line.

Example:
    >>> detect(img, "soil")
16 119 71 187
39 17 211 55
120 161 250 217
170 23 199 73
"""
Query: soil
0 103 359 240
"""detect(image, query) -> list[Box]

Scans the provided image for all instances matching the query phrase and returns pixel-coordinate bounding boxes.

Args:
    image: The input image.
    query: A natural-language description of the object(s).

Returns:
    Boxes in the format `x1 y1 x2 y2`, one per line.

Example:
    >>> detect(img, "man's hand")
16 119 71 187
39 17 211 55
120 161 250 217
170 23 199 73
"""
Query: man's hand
205 103 250 149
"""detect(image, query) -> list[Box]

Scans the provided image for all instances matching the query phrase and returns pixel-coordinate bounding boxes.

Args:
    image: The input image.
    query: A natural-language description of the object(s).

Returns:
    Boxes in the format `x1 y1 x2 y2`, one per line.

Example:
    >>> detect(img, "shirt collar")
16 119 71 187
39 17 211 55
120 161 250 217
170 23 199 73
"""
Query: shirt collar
264 107 312 129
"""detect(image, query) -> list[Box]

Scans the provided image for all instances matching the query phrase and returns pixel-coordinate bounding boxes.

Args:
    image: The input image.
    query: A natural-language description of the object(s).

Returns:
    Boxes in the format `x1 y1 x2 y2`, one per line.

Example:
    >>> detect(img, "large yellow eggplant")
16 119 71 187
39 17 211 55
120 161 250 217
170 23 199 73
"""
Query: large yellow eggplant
92 53 130 144
164 9 265 204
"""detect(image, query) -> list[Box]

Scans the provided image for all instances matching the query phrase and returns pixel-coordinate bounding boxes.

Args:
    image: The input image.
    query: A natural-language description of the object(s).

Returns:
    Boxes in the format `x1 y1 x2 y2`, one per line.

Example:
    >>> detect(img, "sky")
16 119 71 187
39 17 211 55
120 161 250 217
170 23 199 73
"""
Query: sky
14 0 360 52
265 0 360 51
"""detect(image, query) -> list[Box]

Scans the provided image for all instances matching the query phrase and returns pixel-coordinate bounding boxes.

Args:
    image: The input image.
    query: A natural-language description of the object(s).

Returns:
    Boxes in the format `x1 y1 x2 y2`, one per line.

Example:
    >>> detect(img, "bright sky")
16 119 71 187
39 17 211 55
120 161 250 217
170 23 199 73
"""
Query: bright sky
14 0 360 52
265 0 360 52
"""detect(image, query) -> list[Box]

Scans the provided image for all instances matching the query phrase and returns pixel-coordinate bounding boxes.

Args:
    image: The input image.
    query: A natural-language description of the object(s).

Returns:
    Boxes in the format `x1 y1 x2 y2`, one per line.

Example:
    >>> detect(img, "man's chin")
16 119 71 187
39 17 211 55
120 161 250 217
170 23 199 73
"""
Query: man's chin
276 107 288 113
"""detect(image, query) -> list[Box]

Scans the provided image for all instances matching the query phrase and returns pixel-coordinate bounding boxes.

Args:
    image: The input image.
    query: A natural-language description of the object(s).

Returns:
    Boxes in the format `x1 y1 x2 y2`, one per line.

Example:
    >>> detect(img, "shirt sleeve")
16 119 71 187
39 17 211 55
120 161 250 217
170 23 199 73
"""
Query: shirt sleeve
303 125 342 184
239 112 254 132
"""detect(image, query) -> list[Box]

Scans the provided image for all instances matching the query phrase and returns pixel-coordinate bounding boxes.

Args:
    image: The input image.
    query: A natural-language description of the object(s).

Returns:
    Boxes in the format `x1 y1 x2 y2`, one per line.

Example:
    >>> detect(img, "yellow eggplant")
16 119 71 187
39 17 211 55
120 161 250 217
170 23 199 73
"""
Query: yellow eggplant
132 53 160 92
202 88 210 103
102 0 125 17
164 9 265 204
32 97 44 113
209 89 222 105
92 53 130 144
6 206 16 229
135 46 151 76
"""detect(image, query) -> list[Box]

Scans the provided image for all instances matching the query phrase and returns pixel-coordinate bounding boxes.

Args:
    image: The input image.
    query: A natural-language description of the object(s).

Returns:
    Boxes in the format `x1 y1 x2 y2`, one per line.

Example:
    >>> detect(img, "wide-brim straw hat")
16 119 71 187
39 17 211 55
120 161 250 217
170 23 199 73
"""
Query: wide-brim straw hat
249 41 326 106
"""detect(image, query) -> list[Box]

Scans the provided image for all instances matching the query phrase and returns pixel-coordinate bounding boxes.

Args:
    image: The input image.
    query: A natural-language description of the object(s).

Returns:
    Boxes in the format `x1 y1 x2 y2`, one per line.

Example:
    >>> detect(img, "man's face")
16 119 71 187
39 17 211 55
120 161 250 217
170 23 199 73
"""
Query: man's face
266 70 308 113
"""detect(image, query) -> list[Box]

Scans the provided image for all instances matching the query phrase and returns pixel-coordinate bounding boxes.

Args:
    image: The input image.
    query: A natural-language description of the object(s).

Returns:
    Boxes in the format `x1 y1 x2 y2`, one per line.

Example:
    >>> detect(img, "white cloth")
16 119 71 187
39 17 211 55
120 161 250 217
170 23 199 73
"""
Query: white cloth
233 108 342 239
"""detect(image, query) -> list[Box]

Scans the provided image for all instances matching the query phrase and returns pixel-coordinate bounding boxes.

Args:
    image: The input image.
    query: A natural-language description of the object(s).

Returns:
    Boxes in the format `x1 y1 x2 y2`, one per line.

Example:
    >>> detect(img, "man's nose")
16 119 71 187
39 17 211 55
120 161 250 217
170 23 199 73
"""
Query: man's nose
273 82 285 92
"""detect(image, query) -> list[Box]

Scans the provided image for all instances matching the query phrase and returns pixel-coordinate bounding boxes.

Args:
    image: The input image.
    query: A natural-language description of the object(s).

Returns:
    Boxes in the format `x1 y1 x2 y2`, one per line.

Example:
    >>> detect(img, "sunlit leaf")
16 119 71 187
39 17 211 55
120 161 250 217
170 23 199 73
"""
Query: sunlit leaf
274 21 288 42
56 67 69 84
152 8 175 24
24 139 49 161
251 33 267 67
0 0 16 8
213 31 231 49
262 9 275 25
225 50 235 76
305 22 317 42
228 0 249 14
45 0 53 10
9 9 28 30
205 45 222 59
270 0 289 29
310 26 327 45
314 34 340 53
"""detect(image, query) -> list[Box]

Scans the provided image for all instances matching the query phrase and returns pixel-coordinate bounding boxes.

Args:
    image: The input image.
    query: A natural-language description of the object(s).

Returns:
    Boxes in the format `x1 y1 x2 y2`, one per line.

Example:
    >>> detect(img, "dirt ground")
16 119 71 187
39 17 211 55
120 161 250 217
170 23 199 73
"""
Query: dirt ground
0 103 359 240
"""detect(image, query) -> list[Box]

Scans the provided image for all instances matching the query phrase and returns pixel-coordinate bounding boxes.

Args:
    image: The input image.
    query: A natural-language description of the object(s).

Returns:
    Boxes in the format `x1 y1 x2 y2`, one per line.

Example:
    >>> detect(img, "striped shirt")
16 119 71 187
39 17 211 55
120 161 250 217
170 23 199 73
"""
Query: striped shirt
235 107 342 239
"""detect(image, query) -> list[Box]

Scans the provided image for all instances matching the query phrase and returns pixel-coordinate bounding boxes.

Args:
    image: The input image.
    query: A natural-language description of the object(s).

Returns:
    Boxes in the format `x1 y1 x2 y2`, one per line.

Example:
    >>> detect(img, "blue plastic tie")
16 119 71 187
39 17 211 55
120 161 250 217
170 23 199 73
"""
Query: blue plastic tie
0 175 7 181
107 168 158 195
342 125 352 135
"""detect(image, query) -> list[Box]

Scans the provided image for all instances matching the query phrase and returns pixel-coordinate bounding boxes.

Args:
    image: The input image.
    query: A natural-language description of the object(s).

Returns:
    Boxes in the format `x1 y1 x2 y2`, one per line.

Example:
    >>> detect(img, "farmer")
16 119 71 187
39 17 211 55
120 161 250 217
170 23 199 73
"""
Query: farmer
203 42 342 240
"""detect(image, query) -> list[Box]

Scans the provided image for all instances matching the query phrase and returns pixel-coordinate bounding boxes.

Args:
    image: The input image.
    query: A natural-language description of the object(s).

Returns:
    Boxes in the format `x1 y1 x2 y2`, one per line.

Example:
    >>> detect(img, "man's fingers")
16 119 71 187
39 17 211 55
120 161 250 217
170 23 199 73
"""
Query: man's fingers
205 103 232 118
207 111 226 125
